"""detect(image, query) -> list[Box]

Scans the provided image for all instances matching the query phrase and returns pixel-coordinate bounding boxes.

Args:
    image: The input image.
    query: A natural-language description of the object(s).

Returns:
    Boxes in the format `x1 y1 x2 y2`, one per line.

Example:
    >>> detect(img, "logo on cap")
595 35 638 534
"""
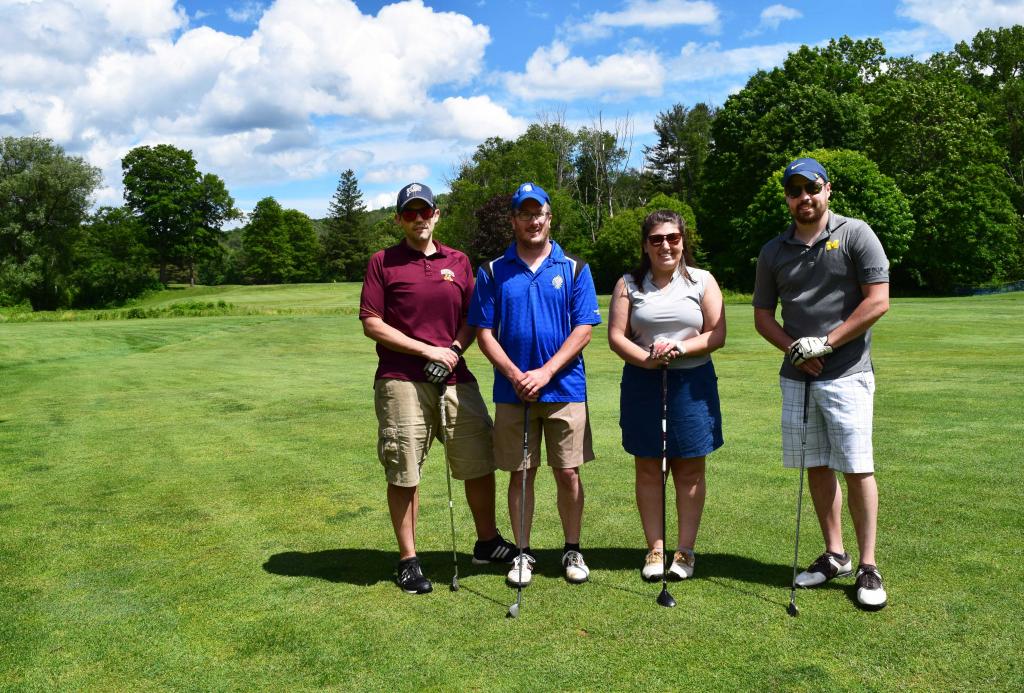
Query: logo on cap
405 184 422 194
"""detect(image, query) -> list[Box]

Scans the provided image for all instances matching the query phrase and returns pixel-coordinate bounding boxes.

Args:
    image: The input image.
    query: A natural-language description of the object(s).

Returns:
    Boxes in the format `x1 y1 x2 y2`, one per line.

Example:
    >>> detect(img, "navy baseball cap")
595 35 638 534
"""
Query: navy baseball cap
510 182 550 209
782 158 829 186
396 183 435 211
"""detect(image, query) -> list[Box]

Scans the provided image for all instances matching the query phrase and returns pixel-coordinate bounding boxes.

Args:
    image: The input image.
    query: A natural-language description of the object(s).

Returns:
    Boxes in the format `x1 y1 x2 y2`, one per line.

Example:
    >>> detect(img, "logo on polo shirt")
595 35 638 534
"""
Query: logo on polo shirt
440 269 455 282
551 275 564 290
826 240 840 251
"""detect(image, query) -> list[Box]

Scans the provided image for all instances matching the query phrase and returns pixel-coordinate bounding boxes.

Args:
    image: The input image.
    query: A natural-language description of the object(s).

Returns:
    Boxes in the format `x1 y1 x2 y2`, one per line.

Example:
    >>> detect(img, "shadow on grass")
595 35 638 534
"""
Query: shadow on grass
262 547 792 590
263 549 511 586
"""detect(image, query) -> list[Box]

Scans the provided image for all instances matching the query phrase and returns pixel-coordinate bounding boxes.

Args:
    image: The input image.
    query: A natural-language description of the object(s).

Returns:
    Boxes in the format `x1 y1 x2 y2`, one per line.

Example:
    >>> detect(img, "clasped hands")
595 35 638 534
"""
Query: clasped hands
647 338 685 366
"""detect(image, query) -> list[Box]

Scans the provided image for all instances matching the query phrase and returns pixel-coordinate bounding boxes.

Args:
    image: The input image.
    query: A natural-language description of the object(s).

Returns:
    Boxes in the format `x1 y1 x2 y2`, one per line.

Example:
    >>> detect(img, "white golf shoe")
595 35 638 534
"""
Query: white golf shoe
562 550 589 584
507 553 535 587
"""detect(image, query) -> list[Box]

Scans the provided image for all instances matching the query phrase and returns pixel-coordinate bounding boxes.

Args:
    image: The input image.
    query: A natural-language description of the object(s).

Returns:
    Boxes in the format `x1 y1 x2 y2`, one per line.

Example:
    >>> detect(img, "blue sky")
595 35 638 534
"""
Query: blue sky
3 0 1023 218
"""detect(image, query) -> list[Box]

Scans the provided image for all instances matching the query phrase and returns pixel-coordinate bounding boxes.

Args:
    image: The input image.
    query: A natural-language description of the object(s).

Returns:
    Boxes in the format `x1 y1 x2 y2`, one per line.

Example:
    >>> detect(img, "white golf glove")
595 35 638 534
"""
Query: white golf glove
423 360 451 384
788 336 832 366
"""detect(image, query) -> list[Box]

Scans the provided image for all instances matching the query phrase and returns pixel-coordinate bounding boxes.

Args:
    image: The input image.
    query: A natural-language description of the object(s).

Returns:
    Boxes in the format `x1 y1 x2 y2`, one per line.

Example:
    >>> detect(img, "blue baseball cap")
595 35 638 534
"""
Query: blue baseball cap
510 182 550 209
396 182 435 212
782 158 829 186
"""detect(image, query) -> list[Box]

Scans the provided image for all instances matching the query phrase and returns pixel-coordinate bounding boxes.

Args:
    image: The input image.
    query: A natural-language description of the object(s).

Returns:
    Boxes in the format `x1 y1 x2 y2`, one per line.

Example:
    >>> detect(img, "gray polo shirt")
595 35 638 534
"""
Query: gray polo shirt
752 211 889 381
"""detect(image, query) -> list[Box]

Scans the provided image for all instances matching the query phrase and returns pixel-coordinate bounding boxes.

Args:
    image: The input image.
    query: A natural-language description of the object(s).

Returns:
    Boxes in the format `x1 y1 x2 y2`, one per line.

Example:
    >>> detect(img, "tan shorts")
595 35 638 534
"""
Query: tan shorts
374 379 495 487
492 401 595 472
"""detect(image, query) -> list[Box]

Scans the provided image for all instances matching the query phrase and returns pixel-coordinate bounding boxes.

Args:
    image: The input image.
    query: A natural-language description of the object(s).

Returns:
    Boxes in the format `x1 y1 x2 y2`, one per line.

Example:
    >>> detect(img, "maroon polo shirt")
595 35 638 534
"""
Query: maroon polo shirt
359 239 477 384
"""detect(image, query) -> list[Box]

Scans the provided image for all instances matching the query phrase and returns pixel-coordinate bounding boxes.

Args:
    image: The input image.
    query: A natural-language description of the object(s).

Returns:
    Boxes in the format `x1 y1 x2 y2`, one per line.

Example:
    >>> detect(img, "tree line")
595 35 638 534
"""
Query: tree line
2 28 1022 310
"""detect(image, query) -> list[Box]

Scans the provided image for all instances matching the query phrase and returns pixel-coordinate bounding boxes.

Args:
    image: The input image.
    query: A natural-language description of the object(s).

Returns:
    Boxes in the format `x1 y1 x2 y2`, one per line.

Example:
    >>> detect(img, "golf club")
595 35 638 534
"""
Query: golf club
507 402 530 619
787 379 811 617
437 383 459 592
656 365 676 608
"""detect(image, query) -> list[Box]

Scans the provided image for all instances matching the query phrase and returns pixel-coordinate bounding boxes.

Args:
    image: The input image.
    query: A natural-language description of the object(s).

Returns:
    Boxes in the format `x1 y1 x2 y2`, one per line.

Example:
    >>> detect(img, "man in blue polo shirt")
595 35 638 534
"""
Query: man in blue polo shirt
469 182 602 588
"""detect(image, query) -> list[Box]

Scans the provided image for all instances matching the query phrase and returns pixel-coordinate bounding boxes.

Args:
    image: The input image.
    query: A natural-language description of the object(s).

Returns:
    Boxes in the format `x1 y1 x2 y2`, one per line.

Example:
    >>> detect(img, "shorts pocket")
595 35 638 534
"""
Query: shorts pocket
378 426 400 466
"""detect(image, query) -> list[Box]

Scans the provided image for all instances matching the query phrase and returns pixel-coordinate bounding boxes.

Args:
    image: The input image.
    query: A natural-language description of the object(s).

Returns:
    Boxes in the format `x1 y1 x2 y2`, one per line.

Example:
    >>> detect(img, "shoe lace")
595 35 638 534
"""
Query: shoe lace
808 552 836 574
646 549 664 565
857 567 882 589
514 554 534 569
399 560 423 583
564 551 584 567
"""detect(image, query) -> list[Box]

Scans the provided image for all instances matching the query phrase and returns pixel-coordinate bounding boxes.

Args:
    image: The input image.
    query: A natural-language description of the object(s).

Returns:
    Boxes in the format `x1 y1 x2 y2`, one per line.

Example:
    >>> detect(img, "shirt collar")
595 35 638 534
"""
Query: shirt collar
784 211 836 246
400 238 448 258
502 239 565 265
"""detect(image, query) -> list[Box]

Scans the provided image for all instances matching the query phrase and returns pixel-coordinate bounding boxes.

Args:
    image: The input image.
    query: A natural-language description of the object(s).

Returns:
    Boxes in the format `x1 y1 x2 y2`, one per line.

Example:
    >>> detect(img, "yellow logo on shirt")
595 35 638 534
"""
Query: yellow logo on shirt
440 269 455 282
826 240 840 251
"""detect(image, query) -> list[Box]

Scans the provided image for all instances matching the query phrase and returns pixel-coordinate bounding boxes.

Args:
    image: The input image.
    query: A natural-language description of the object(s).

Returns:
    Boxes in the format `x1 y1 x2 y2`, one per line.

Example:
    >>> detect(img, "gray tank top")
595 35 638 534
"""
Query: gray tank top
624 267 711 370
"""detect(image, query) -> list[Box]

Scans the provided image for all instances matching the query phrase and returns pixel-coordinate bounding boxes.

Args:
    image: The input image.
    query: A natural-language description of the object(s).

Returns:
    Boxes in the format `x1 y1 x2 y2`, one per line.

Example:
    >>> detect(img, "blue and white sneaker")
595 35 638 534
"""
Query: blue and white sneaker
472 532 519 565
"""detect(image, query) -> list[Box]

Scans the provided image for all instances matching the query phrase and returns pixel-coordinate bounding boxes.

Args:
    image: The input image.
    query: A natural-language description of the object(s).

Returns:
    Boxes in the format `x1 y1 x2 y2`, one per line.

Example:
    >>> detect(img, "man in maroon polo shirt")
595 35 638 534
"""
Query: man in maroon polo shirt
360 182 516 594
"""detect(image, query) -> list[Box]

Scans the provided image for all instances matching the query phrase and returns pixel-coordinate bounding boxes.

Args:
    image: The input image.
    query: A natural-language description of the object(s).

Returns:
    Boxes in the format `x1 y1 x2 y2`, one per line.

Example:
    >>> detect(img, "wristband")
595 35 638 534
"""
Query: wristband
449 343 463 356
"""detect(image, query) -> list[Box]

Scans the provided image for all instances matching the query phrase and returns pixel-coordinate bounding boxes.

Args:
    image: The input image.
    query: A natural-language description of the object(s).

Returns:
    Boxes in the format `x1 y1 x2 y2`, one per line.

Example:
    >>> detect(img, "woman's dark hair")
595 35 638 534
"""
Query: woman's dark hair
627 210 695 284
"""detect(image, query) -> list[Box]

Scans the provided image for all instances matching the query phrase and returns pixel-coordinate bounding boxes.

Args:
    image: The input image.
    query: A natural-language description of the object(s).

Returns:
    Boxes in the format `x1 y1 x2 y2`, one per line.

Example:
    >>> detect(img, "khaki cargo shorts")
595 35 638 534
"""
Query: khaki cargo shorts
374 379 495 487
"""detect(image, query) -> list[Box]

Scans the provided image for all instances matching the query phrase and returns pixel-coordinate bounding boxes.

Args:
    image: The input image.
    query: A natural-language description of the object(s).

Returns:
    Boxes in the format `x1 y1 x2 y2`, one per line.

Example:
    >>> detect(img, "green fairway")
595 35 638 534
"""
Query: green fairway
2 284 1022 691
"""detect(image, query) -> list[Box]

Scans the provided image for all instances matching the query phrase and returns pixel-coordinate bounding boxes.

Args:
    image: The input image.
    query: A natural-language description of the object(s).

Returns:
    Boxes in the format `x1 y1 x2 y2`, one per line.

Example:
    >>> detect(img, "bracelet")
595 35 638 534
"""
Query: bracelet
449 343 463 356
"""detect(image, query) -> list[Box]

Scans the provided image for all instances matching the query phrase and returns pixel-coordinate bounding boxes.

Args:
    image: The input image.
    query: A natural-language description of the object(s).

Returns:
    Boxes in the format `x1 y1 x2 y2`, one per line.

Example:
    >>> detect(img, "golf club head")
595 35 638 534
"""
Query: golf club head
450 577 459 592
506 603 519 619
656 587 676 608
787 601 799 617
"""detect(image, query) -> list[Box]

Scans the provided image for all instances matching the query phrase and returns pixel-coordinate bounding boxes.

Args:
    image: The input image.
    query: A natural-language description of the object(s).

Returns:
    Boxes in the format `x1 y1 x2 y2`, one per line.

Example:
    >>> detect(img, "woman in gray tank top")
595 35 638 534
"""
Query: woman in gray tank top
607 210 726 583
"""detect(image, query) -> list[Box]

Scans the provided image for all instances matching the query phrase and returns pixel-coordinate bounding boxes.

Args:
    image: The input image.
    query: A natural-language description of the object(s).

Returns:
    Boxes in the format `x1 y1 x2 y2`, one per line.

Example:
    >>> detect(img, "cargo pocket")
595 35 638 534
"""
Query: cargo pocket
378 426 400 468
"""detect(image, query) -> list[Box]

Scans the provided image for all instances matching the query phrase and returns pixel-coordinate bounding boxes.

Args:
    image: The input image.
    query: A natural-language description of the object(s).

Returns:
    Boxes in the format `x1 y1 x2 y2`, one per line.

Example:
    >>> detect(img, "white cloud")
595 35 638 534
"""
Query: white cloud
0 0 495 201
364 164 431 184
507 42 665 101
589 0 719 29
669 41 801 82
761 4 801 28
897 0 1024 41
415 96 528 141
226 1 266 23
367 191 400 212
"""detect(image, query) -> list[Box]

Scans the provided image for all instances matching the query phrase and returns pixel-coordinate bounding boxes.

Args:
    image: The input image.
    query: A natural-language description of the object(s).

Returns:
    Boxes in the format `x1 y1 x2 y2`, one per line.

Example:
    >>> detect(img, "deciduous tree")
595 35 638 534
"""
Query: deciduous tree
0 136 101 309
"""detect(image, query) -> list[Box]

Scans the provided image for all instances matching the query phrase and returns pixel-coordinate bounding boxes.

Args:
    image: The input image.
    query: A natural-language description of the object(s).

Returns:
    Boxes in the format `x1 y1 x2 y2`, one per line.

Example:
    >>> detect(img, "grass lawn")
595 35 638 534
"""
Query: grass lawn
2 285 1022 690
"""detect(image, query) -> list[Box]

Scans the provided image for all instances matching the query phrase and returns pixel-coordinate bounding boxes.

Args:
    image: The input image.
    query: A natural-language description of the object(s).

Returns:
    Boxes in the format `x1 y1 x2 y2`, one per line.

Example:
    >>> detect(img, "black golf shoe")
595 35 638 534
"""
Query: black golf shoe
396 557 433 595
472 532 519 565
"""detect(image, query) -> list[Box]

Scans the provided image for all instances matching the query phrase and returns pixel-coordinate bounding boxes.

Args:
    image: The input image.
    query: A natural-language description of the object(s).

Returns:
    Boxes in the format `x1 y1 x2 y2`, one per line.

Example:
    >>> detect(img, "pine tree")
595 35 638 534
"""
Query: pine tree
323 169 368 281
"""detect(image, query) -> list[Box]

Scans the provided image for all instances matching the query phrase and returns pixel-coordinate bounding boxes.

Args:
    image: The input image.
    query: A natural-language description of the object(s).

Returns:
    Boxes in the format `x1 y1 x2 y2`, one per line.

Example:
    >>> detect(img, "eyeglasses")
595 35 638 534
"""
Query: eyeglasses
399 207 436 222
647 233 682 247
785 181 824 199
514 211 550 222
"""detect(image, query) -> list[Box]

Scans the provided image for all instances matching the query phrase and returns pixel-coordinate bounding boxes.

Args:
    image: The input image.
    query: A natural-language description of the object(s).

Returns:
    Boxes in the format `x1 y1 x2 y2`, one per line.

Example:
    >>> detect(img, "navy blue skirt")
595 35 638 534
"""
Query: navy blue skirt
619 360 724 459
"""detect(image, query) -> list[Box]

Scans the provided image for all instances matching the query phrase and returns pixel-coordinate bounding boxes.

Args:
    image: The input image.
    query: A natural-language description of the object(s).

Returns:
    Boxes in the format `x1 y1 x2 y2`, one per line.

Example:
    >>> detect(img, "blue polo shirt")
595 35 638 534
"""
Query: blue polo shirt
469 240 602 404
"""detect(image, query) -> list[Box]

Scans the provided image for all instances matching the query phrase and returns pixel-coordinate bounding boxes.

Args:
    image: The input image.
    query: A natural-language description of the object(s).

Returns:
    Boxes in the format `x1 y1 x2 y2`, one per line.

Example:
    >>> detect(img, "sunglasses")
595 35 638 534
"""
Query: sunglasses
647 232 682 247
399 207 436 222
785 180 824 198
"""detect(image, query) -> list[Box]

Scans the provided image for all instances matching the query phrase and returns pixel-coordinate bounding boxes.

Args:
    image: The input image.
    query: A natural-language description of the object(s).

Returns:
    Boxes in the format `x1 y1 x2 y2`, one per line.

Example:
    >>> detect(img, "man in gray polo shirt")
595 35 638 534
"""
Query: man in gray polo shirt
752 157 890 610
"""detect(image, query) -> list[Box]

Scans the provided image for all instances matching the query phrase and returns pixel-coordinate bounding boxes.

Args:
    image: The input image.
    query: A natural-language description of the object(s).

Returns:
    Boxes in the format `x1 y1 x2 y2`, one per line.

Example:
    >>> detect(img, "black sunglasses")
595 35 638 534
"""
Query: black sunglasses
785 180 824 199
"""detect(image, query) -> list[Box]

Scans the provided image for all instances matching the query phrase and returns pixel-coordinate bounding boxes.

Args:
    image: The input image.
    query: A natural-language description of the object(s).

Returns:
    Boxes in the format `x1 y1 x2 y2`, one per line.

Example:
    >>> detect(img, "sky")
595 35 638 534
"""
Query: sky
3 0 1023 219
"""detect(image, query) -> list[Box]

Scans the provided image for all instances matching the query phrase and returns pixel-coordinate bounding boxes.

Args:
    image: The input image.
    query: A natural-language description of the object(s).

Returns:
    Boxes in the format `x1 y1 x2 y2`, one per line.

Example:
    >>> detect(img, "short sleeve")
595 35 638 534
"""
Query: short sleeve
850 224 890 285
468 265 495 328
752 243 779 309
571 263 602 327
359 251 386 320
